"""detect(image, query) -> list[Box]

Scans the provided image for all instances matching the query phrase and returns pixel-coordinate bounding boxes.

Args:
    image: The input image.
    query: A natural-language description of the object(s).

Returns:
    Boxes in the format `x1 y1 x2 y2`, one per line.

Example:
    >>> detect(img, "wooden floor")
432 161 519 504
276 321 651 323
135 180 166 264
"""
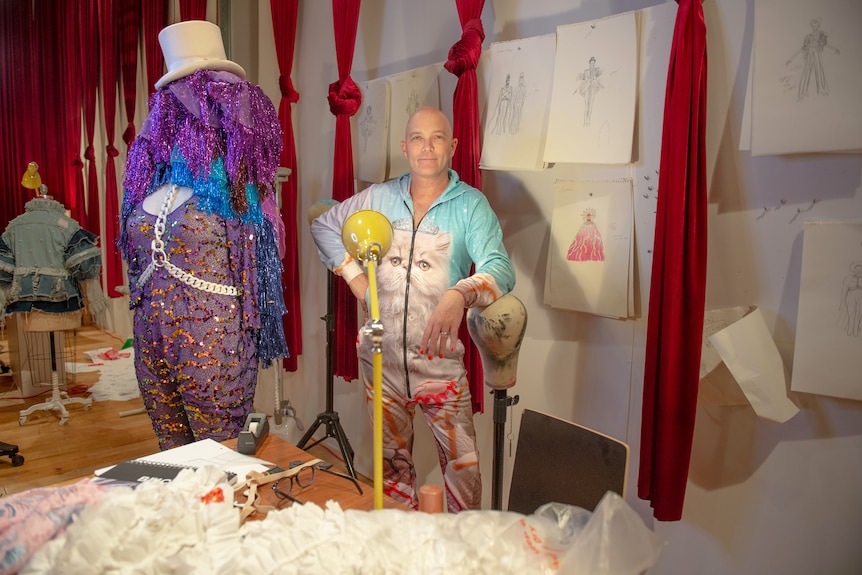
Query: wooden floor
0 325 365 497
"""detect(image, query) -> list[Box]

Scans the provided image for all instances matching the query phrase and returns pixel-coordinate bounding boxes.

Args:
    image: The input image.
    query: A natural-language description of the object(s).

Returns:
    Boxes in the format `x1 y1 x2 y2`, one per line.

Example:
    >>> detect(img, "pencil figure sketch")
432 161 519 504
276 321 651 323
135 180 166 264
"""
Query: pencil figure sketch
510 73 527 133
359 105 377 152
838 261 862 337
489 72 528 135
576 56 603 126
406 89 421 117
489 73 513 135
786 17 840 101
567 207 605 262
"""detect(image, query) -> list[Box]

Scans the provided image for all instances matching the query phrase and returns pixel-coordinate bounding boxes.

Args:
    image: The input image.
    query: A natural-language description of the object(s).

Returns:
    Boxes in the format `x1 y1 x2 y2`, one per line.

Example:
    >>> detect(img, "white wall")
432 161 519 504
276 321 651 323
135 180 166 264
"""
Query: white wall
237 1 862 573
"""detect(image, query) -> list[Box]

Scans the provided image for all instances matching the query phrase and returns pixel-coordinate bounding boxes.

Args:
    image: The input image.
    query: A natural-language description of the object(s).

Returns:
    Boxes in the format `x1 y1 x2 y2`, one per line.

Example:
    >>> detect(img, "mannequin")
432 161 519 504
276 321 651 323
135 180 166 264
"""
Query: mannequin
120 21 287 450
1 163 103 424
466 294 528 390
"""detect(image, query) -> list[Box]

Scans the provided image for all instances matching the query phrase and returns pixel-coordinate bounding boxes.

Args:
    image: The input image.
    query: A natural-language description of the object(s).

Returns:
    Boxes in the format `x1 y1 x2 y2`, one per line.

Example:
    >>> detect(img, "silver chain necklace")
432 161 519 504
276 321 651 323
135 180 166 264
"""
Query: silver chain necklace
136 185 239 296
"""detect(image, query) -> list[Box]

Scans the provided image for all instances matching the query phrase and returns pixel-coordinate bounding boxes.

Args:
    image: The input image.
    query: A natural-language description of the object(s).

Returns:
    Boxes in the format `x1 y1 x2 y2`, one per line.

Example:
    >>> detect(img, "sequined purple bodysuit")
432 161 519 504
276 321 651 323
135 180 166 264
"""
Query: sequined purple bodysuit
125 199 259 449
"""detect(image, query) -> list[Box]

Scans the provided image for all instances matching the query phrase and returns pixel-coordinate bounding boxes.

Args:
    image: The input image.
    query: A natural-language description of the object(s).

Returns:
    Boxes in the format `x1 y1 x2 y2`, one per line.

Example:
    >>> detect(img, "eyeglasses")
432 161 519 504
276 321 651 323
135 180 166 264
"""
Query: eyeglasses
271 460 364 507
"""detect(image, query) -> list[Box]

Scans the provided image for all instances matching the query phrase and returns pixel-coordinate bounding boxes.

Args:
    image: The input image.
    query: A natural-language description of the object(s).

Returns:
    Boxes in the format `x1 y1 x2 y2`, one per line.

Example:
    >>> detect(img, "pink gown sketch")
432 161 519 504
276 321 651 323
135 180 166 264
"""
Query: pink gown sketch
567 208 605 262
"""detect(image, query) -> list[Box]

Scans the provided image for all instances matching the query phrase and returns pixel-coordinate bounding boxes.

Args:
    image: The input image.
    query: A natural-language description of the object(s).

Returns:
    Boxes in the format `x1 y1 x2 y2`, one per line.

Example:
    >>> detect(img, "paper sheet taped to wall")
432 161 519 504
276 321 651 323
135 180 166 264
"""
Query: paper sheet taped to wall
700 306 799 423
791 221 862 401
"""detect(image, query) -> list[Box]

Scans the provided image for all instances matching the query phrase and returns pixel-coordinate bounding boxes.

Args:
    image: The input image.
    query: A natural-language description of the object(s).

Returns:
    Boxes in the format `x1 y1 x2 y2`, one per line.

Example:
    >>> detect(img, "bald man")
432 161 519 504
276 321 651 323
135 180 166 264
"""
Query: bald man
311 107 515 512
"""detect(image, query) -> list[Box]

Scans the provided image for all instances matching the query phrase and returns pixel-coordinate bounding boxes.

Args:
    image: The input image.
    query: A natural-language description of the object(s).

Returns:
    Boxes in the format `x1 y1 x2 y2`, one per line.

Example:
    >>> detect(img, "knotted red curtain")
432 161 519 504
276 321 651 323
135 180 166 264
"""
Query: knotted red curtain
270 0 303 372
328 0 362 381
179 0 207 22
142 0 168 96
638 0 708 522
80 0 101 235
99 0 125 298
445 0 486 413
119 0 140 146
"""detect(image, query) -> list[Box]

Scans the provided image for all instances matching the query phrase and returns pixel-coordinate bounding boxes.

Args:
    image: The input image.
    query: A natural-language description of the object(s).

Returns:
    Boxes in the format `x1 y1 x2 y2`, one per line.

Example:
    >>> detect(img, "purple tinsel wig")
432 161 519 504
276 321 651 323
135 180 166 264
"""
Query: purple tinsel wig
121 70 283 254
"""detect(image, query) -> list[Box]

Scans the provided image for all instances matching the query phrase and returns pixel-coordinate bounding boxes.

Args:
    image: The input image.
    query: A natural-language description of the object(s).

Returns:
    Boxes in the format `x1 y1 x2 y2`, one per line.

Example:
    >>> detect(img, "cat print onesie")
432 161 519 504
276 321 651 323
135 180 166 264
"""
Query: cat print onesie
311 170 515 512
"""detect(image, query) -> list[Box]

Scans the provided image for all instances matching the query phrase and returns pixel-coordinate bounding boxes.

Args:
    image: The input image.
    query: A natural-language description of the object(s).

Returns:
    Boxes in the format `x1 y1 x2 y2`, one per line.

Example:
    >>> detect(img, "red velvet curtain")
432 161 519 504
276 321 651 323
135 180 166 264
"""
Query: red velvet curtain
99 0 125 298
35 1 81 219
0 2 36 230
80 0 102 236
270 0 303 372
328 0 363 381
142 0 168 96
445 0 486 413
119 0 141 146
58 1 87 224
638 0 708 522
0 1 89 230
179 0 207 22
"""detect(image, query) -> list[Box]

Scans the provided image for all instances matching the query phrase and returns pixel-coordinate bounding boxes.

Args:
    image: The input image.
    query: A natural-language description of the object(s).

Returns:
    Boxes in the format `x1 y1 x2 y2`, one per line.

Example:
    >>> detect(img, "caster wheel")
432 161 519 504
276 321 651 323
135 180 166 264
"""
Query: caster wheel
59 418 68 426
85 404 91 411
11 454 24 466
18 417 26 426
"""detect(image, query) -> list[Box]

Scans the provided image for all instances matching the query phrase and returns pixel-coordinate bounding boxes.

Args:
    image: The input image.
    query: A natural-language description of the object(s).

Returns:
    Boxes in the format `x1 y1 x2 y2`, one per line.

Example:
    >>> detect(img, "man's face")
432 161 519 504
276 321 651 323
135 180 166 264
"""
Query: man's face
400 109 457 180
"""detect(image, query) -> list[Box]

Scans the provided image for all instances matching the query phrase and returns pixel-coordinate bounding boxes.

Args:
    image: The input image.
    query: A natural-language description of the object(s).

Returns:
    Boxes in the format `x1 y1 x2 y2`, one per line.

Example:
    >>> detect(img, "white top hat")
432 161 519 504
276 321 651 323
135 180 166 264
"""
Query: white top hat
155 20 246 89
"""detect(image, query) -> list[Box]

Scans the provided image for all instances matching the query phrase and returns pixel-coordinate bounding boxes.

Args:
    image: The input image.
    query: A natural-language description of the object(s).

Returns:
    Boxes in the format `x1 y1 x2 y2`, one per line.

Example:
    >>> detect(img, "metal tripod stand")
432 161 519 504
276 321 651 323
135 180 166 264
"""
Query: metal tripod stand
296 273 357 479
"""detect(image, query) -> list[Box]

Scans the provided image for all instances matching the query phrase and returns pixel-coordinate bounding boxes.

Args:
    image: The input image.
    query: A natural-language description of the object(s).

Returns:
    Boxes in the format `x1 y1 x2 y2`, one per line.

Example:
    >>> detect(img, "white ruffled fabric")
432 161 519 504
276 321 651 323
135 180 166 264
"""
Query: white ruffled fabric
21 467 662 575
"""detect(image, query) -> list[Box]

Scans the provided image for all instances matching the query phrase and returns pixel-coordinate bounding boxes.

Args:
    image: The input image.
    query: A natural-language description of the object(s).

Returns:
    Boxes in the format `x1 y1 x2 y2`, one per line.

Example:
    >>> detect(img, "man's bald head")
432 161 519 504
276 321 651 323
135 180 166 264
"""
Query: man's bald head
405 107 453 140
401 107 458 183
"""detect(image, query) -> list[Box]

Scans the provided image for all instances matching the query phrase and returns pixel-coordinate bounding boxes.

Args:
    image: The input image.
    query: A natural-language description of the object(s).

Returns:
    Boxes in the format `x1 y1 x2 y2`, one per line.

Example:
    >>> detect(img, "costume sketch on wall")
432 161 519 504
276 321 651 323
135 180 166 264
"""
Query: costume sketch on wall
479 34 556 171
545 179 633 318
353 78 390 184
752 0 862 155
791 221 862 401
567 207 605 262
386 63 441 178
544 12 637 165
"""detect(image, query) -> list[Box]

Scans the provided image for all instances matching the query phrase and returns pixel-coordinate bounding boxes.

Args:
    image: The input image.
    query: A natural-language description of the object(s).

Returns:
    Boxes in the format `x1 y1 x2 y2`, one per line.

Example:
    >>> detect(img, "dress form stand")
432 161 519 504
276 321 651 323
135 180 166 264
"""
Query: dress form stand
18 310 92 426
466 294 528 510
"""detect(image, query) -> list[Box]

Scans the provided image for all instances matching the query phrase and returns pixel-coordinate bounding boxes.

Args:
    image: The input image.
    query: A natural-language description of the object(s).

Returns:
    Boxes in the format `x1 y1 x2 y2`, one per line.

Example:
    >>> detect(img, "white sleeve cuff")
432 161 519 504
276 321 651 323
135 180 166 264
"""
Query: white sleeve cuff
337 260 365 285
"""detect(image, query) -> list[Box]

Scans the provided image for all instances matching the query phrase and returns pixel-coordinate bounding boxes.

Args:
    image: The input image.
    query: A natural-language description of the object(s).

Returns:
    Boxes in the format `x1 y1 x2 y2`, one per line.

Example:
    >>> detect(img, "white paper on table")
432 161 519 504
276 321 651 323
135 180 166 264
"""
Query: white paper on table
707 307 799 423
96 438 273 482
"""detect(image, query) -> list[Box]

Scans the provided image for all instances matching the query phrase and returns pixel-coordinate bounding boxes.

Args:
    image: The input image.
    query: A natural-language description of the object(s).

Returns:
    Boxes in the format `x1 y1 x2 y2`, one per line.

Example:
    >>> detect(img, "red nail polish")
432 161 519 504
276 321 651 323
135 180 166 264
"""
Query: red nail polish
419 349 424 355
428 355 433 360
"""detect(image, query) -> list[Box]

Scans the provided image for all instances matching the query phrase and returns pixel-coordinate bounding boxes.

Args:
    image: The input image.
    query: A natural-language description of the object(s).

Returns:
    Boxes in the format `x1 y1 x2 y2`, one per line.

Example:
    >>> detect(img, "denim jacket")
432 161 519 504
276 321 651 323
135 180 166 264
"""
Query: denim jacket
0 197 102 315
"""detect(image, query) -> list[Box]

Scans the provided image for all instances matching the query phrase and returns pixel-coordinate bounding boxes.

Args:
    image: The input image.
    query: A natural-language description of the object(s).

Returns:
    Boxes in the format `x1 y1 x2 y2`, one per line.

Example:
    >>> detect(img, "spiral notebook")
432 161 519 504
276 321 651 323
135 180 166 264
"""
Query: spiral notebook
97 459 193 483
94 438 268 487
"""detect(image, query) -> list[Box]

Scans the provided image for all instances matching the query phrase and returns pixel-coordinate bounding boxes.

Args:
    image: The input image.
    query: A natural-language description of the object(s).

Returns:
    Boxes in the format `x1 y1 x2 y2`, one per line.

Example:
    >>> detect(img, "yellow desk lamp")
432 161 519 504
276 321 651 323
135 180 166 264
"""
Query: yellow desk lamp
340 209 393 509
21 162 43 196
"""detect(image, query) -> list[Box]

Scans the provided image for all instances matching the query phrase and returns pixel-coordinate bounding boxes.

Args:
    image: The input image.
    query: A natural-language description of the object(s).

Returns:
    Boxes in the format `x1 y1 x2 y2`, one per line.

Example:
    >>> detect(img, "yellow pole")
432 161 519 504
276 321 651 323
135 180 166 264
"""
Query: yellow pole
366 257 384 510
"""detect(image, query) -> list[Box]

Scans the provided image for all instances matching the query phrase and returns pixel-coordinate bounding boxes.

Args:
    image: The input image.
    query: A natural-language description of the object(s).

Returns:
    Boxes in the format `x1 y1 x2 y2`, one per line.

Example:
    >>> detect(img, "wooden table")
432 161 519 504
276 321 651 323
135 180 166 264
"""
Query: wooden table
221 434 409 515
